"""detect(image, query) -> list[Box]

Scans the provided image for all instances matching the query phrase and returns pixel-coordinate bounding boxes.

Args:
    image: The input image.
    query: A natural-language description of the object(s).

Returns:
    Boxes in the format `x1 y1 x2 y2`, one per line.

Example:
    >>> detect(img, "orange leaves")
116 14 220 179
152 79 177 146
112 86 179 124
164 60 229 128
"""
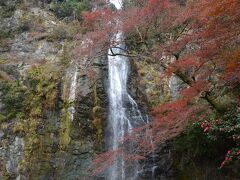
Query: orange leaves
152 99 188 115
152 99 188 120
82 10 101 27
165 56 199 76
123 154 145 161
91 149 122 175
82 9 116 30
82 0 240 174
225 48 240 74
224 48 240 85
149 99 202 146
206 0 239 18
181 81 207 99
148 0 158 5
147 0 170 10
122 0 175 34
196 0 240 85
79 0 177 58
168 0 240 87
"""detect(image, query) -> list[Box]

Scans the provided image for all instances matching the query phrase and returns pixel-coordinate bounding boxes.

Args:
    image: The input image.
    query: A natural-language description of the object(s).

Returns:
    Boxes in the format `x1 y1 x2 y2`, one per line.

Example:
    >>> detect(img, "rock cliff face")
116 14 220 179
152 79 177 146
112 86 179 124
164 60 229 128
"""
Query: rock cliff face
127 58 182 180
0 2 108 179
0 1 178 179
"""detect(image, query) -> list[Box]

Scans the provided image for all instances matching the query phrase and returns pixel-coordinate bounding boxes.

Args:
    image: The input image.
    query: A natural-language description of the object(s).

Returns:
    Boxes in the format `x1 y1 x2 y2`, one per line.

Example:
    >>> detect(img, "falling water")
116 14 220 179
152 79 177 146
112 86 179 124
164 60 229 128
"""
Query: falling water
68 67 78 121
107 1 147 179
110 0 122 10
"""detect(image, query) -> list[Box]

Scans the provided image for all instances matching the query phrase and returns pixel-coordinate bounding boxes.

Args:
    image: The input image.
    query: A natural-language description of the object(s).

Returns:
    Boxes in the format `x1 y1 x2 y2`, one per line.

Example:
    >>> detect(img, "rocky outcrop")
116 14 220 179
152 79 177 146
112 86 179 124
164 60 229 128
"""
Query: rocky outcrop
0 2 108 179
55 56 108 180
0 1 182 179
127 58 179 180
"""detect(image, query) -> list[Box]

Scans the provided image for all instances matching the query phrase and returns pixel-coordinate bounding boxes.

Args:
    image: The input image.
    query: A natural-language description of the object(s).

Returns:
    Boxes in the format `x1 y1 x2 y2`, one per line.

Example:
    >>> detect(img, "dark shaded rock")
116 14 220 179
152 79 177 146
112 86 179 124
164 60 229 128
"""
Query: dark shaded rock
138 141 176 180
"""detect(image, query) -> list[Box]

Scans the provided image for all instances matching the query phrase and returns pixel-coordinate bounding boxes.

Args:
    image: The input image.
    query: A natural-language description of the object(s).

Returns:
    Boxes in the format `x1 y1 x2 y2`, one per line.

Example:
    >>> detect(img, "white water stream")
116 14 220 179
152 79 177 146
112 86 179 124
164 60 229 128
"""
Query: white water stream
68 67 78 121
107 1 147 179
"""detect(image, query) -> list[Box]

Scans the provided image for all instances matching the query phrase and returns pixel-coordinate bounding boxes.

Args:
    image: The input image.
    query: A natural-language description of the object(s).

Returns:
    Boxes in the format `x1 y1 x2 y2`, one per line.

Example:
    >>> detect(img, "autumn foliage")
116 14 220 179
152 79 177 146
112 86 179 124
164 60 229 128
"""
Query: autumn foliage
80 0 240 174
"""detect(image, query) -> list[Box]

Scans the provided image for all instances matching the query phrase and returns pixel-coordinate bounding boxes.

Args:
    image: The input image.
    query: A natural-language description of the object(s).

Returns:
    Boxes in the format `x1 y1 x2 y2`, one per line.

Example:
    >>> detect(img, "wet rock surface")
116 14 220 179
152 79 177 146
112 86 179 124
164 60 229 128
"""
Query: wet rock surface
0 2 178 179
0 2 108 179
140 142 176 180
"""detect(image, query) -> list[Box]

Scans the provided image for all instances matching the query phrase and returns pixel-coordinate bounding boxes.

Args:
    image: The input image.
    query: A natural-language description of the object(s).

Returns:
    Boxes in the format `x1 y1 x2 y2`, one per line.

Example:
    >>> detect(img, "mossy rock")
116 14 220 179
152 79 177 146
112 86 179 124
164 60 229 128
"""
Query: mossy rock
0 113 6 123
92 106 103 118
0 57 8 64
92 117 102 130
59 109 71 150
92 117 103 150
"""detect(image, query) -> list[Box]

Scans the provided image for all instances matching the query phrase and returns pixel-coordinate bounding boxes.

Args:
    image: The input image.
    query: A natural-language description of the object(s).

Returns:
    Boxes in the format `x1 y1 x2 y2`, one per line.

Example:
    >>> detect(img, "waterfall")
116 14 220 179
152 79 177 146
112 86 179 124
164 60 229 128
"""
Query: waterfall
107 1 147 179
68 67 78 121
110 0 122 10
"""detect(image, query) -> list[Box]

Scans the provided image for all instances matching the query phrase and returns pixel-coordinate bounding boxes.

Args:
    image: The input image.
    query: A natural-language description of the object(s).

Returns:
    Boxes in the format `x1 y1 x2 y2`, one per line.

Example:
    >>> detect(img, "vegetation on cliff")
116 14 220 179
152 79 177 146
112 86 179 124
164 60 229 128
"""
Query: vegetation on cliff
81 0 240 176
0 0 240 179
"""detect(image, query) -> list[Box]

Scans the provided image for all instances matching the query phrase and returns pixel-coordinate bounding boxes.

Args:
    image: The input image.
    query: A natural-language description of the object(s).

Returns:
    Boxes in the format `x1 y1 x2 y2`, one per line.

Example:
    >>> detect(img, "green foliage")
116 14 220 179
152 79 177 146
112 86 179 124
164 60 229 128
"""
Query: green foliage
49 0 92 19
92 83 104 150
59 40 71 67
27 64 60 111
0 0 22 19
10 63 62 176
0 113 7 123
207 110 240 140
0 63 61 158
26 63 60 118
202 110 240 169
173 122 227 179
123 0 144 8
173 122 221 163
47 21 83 41
0 6 30 41
0 31 12 40
0 63 61 123
0 81 26 120
47 24 71 41
59 102 72 150
18 13 31 32
173 108 240 174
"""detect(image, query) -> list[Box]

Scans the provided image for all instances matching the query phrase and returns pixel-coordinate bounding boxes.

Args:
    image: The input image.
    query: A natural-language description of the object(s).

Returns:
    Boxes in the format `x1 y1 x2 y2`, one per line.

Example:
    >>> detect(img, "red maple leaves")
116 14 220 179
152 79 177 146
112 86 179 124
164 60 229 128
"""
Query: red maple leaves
79 0 240 174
